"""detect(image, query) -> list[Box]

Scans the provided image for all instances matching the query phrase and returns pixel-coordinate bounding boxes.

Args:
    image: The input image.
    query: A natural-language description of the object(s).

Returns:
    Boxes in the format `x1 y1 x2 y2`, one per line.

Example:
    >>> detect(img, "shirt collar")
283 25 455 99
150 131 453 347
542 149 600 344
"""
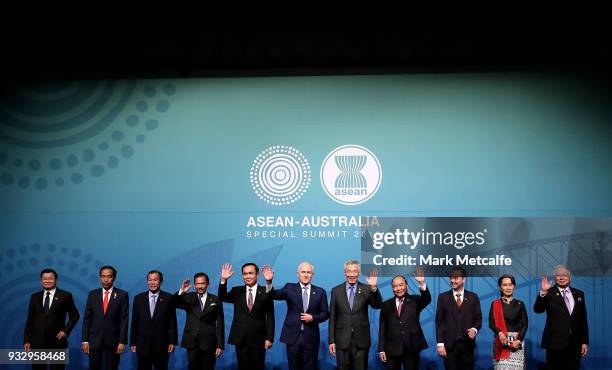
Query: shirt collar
45 288 57 294
300 283 310 290
452 289 464 296
103 287 113 295
346 282 357 290
149 291 159 298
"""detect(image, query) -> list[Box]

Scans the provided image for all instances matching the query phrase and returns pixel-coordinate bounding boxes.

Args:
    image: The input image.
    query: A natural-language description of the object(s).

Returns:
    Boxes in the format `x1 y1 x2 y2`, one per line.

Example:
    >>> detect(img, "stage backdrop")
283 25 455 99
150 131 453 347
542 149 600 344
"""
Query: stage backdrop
1 73 611 369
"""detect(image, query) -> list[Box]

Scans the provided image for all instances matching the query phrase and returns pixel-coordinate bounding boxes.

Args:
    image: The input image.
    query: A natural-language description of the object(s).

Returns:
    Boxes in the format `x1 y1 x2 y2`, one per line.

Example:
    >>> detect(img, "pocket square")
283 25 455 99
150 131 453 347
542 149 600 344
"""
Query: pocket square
210 303 217 306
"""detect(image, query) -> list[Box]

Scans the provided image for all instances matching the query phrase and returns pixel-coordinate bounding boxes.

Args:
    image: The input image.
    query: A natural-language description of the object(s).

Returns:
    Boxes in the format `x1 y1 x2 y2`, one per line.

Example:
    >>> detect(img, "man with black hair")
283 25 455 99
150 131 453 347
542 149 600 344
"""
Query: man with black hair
24 268 80 370
82 265 129 370
130 270 178 370
176 272 224 370
435 267 482 370
218 262 274 370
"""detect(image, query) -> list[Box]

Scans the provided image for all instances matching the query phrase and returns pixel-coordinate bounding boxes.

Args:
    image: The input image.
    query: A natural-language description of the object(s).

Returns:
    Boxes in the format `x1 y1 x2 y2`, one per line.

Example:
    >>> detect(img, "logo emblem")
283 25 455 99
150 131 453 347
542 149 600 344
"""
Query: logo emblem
321 145 382 205
250 146 311 206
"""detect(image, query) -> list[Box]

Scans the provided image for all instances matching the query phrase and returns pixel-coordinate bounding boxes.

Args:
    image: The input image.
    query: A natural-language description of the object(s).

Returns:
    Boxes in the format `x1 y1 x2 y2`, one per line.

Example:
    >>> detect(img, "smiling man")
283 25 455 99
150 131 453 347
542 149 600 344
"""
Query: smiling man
534 265 589 370
328 260 382 370
263 262 329 370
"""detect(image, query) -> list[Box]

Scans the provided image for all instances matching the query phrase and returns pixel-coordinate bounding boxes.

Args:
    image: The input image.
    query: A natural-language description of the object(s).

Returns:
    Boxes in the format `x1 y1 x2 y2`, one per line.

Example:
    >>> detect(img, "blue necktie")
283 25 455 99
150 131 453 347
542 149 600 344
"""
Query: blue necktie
302 286 309 313
150 294 156 317
43 291 50 314
348 286 355 310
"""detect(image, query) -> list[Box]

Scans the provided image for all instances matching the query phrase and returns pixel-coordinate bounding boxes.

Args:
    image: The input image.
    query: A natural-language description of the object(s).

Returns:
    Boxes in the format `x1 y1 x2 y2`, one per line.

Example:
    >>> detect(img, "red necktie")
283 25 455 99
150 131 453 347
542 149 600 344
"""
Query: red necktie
103 290 110 314
397 298 403 317
456 293 462 307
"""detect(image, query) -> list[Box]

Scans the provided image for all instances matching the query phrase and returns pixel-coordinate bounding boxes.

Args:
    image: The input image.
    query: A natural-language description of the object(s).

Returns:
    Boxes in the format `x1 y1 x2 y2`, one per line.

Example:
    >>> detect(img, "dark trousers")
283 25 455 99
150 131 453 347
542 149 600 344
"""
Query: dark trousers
137 350 169 370
186 348 216 370
443 340 474 370
236 344 265 370
286 332 318 370
546 345 582 370
336 334 368 370
89 348 120 370
384 348 420 370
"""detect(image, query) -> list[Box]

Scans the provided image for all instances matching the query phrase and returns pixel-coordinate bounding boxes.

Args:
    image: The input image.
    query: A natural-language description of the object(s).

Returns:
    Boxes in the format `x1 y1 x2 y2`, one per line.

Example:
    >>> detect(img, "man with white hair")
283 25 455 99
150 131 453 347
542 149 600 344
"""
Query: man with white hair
263 262 329 370
328 260 382 370
534 265 589 370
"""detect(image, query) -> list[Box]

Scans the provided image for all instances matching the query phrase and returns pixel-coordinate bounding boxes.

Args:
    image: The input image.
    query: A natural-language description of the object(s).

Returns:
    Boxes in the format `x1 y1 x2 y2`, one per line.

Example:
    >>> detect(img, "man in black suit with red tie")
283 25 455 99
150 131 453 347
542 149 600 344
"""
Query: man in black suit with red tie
130 270 178 370
175 272 225 370
435 267 482 370
23 268 80 370
218 263 274 370
534 265 589 370
82 265 129 370
378 267 431 370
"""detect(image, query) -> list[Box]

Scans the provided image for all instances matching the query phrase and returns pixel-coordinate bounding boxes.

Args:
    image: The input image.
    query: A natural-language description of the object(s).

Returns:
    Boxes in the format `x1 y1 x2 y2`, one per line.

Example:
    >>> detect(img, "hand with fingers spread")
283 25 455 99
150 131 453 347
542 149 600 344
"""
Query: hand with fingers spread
180 278 191 294
413 266 426 288
262 265 275 283
540 273 551 295
365 267 378 288
221 263 234 283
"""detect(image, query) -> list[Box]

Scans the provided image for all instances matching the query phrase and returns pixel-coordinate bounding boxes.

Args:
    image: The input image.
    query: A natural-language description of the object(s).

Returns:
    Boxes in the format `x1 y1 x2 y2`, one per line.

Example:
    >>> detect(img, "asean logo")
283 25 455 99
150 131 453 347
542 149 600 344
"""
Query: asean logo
250 146 311 206
320 145 382 205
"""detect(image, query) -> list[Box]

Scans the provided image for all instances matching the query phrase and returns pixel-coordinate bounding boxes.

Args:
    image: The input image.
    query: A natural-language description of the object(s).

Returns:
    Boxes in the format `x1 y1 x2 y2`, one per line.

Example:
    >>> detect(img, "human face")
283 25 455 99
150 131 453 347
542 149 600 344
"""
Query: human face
100 268 115 290
392 277 407 298
554 268 571 288
242 265 258 287
450 275 465 290
147 272 162 293
296 263 314 285
194 276 208 294
41 272 57 290
499 277 514 298
344 264 360 285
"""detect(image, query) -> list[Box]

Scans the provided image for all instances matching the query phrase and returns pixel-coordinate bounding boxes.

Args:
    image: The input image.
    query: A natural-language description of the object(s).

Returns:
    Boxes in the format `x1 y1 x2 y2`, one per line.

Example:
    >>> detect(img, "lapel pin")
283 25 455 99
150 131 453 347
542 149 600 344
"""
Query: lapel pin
159 298 164 302
555 293 560 296
312 291 316 295
54 297 59 301
114 293 117 299
577 297 582 302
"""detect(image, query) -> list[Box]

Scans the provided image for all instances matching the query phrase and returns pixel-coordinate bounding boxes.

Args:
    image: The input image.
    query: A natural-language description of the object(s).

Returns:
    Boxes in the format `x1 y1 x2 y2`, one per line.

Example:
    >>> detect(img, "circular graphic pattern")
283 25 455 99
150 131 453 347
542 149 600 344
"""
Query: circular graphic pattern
250 145 311 206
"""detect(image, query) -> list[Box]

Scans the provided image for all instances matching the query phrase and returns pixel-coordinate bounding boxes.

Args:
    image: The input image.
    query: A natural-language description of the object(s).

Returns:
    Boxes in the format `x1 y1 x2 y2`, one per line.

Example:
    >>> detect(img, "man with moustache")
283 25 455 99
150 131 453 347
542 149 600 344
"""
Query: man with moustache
534 265 589 370
263 262 329 370
435 267 482 370
378 267 431 370
175 272 224 370
328 260 382 370
218 263 274 370
24 268 80 370
82 265 129 370
130 270 178 370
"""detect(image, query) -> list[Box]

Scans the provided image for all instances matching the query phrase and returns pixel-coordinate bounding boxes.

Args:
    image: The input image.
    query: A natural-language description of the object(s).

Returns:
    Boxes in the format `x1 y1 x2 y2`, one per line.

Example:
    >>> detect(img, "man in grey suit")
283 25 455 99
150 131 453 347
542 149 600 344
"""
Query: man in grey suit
328 260 382 370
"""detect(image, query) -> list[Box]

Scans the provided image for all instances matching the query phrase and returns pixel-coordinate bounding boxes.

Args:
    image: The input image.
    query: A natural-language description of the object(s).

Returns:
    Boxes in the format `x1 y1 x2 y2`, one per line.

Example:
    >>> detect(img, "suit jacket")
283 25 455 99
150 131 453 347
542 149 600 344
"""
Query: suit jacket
270 283 329 348
218 283 274 349
435 289 482 350
378 287 431 355
533 285 589 350
328 282 383 350
175 291 225 351
130 290 178 354
24 288 80 349
82 287 129 350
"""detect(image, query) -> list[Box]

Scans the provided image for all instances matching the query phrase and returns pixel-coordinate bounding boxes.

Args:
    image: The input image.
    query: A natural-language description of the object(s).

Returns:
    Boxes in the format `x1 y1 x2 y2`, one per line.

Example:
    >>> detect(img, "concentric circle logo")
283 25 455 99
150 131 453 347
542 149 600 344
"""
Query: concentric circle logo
321 145 382 205
250 145 311 205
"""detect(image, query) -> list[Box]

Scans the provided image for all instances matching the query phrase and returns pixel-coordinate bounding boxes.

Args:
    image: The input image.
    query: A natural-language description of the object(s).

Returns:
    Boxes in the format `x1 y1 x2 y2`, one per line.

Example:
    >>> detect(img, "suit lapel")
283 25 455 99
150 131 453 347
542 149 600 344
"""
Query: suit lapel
399 296 410 320
48 290 61 315
296 283 304 311
552 285 571 316
340 285 351 313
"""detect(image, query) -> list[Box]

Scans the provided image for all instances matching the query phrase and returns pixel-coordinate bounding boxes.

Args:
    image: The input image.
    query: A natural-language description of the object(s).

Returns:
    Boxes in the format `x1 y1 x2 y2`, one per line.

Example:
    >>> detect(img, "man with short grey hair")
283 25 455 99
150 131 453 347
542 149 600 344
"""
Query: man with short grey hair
534 265 589 370
329 260 382 370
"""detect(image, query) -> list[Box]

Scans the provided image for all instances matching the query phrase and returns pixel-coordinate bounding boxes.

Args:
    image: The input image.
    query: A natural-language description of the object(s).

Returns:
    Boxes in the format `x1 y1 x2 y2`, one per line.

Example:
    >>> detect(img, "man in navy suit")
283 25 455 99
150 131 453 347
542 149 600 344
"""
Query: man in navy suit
82 265 129 370
218 262 274 370
534 265 589 370
378 267 431 370
435 267 482 370
24 268 80 370
263 262 329 370
130 270 178 370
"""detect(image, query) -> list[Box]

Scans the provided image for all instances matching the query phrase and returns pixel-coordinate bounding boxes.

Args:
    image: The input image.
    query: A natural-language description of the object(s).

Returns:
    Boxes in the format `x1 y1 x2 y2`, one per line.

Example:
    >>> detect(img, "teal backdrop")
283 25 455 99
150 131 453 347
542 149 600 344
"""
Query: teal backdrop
1 73 611 369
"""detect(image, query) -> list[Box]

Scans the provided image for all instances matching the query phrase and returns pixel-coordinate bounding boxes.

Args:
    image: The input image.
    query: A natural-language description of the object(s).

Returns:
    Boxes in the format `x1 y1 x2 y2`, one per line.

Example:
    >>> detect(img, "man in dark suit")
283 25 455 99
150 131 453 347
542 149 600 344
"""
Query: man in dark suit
218 262 274 370
435 267 482 370
82 265 129 370
263 262 329 370
175 272 224 370
328 260 383 370
23 268 80 370
534 265 589 370
130 270 178 370
378 267 431 370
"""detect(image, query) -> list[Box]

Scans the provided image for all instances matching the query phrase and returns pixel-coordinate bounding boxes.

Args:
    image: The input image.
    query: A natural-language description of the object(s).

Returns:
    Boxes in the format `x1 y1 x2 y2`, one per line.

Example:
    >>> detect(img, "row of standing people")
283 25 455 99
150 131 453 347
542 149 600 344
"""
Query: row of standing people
23 262 588 370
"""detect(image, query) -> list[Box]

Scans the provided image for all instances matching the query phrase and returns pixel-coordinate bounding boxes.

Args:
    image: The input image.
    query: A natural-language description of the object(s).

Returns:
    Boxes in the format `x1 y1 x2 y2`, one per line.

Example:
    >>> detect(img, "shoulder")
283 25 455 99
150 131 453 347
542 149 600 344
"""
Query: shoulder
312 284 327 294
438 290 452 299
88 288 101 296
464 290 479 298
114 288 128 296
383 297 396 306
159 290 173 299
570 287 585 296
331 283 345 292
